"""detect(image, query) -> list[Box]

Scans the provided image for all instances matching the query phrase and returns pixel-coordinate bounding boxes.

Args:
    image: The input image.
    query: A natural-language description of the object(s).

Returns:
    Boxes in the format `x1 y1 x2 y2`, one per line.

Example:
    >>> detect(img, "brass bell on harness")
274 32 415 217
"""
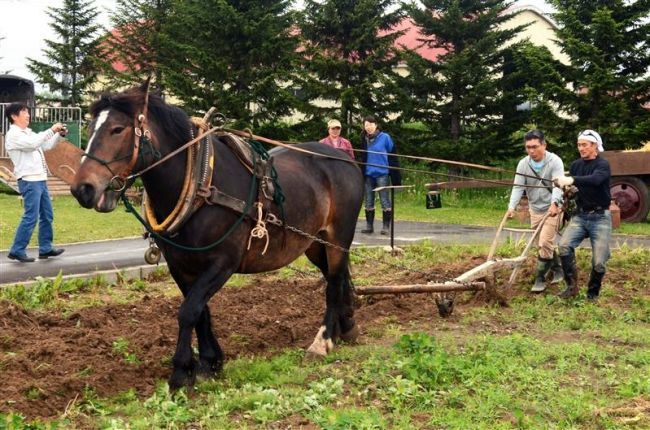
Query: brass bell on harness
144 244 162 265
426 191 442 209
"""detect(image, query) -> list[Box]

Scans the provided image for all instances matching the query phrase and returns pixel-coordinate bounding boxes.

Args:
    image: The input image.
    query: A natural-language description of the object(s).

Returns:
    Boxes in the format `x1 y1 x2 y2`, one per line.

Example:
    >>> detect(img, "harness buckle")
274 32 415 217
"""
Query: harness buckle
262 176 275 200
265 213 282 227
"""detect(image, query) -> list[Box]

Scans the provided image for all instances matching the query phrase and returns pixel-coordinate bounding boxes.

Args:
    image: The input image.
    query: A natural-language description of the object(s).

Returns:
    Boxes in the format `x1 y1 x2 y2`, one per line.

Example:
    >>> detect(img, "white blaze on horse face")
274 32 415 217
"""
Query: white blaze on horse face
83 109 110 163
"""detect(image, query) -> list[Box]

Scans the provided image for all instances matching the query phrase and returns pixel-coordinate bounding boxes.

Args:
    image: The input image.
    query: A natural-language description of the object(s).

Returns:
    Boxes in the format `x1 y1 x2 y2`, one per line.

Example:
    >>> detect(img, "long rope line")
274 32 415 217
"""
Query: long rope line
275 137 555 184
223 128 547 188
223 128 552 190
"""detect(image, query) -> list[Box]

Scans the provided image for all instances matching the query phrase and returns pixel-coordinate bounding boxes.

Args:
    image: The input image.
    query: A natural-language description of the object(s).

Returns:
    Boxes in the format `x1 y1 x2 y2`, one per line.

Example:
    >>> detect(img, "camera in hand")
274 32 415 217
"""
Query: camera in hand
59 125 68 137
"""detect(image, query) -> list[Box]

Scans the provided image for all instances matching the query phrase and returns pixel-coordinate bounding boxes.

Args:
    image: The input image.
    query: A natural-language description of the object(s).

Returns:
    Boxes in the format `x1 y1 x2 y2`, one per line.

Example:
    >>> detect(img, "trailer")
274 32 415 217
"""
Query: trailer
601 149 650 222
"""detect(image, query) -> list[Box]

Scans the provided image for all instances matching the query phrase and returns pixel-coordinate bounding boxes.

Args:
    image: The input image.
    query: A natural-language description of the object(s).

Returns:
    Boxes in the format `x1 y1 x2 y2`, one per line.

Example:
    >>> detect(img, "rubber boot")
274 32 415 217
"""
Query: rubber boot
380 210 392 235
531 257 552 293
548 251 564 284
558 254 578 299
361 210 374 234
587 269 605 301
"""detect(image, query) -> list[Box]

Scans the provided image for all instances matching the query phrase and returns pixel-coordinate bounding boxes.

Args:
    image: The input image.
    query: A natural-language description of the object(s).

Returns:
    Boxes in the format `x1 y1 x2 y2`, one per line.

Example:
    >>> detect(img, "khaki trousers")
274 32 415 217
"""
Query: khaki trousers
530 210 560 259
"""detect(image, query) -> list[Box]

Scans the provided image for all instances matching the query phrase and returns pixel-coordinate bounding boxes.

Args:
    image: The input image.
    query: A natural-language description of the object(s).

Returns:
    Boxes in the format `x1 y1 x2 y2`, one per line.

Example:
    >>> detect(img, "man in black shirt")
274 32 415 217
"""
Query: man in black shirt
553 129 611 300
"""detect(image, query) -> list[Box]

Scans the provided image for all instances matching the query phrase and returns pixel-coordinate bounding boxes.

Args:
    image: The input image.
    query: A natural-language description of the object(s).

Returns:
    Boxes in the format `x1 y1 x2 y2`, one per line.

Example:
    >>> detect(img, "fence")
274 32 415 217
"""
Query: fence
0 104 82 157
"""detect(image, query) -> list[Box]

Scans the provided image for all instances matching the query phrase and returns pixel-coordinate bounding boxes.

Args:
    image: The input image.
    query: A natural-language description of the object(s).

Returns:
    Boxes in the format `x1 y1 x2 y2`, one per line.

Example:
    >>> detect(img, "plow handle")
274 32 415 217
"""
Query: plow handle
487 211 510 261
507 211 551 287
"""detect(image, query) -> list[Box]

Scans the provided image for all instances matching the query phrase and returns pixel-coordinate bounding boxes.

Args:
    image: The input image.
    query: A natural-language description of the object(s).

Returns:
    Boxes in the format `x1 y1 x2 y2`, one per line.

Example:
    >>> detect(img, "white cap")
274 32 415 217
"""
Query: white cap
578 129 604 152
327 119 342 129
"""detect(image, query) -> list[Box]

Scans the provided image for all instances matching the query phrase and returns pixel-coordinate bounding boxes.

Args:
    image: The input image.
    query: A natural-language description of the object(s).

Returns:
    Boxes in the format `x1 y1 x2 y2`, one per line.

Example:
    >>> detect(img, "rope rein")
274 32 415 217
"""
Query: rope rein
222 128 552 190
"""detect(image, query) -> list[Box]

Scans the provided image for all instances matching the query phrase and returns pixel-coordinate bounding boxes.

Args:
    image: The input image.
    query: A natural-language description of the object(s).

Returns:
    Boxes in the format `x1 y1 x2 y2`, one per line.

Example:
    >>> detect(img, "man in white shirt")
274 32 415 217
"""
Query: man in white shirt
5 102 67 263
507 129 565 292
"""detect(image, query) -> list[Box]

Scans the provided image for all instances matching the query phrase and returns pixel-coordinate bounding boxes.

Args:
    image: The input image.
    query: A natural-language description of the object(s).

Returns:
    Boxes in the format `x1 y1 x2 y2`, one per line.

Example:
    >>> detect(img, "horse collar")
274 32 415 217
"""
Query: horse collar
143 125 215 235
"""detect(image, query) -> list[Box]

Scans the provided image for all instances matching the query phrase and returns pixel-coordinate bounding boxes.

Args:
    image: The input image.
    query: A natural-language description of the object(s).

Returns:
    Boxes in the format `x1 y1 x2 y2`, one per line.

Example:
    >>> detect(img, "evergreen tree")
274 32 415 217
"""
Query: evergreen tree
403 0 526 161
27 0 102 106
159 0 299 126
550 0 650 149
499 41 568 158
102 0 174 91
299 0 405 128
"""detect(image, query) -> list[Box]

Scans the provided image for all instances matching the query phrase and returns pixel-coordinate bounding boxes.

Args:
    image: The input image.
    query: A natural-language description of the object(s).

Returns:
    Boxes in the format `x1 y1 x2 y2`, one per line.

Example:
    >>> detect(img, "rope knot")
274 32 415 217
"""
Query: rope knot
247 202 270 254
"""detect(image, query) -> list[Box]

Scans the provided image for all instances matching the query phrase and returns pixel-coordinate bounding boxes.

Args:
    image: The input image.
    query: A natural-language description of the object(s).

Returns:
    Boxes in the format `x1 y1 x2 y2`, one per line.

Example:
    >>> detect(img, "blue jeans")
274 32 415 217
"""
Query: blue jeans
10 180 55 256
364 175 391 211
559 211 611 273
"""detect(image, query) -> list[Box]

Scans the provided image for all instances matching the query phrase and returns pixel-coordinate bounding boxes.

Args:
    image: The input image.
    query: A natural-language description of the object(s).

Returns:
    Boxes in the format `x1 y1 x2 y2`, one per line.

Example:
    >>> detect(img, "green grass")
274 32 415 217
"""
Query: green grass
2 245 648 429
0 194 143 250
8 322 649 429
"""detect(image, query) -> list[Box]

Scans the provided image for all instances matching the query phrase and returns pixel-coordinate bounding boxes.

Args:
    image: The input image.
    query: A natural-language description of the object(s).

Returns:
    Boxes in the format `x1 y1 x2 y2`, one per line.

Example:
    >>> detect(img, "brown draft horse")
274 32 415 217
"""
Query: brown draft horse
70 84 363 389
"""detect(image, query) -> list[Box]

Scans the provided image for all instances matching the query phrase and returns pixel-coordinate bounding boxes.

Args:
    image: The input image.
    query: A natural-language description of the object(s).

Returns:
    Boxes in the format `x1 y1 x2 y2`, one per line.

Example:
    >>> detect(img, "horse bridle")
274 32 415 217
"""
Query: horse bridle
83 81 154 192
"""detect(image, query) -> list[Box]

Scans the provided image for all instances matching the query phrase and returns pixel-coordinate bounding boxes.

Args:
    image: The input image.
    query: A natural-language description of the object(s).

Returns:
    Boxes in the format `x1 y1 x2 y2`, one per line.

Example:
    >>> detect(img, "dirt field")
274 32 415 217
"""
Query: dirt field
0 258 643 420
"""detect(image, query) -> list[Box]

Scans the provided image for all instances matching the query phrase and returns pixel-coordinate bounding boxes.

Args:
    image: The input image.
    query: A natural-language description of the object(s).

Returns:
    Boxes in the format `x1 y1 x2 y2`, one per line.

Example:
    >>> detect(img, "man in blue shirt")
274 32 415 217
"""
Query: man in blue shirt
359 116 401 235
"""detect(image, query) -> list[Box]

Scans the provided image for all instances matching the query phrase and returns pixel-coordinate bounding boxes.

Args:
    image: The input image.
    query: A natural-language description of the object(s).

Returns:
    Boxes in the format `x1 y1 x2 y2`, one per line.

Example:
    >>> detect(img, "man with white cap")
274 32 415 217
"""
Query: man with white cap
553 129 612 300
319 119 354 159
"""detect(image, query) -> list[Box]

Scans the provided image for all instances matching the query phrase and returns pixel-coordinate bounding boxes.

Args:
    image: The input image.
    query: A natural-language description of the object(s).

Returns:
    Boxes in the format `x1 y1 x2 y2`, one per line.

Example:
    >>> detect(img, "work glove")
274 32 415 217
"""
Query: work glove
553 176 574 188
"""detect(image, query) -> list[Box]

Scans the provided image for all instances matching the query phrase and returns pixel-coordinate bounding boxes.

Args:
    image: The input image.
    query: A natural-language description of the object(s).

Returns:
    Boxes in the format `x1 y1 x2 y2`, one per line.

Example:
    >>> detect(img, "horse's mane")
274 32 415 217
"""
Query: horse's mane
90 86 192 146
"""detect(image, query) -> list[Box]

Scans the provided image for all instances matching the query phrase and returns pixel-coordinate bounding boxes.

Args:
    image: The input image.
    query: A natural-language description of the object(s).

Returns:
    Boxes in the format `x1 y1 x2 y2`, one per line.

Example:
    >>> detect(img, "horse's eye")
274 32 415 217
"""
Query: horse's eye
111 127 125 135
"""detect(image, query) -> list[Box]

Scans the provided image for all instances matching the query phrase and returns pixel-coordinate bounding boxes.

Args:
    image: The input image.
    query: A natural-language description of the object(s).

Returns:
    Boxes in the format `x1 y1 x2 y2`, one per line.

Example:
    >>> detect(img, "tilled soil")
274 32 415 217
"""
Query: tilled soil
0 258 638 420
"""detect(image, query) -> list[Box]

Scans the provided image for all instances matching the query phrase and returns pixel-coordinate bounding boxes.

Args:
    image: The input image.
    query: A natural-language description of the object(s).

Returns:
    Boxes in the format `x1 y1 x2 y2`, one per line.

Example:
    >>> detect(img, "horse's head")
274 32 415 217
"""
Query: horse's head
71 85 150 212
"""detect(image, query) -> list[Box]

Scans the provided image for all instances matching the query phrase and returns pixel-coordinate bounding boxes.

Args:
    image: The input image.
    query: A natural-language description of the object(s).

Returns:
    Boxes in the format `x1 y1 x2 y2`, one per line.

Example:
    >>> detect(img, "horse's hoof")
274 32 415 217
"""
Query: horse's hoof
168 368 196 391
304 346 328 361
339 324 360 343
305 337 333 359
196 359 223 381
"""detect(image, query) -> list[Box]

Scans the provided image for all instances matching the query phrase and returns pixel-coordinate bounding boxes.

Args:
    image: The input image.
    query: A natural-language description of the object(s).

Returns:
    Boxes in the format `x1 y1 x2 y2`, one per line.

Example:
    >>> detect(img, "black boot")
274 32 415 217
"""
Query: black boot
531 257 552 293
558 254 578 299
548 251 564 284
587 269 605 300
380 210 392 235
361 209 375 234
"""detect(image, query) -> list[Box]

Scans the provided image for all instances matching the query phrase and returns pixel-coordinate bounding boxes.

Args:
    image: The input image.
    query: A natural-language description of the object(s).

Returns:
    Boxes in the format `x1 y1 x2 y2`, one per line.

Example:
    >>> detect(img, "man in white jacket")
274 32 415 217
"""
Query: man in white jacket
5 102 67 263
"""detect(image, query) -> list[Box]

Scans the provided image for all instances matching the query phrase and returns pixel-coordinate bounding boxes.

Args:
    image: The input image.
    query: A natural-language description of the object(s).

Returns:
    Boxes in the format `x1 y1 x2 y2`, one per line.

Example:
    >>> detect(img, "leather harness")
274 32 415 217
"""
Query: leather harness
143 123 280 239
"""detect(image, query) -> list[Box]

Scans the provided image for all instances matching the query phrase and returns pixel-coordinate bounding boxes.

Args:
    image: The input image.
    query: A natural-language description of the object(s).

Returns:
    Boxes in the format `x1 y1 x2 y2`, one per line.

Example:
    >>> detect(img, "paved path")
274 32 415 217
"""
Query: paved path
1 220 648 286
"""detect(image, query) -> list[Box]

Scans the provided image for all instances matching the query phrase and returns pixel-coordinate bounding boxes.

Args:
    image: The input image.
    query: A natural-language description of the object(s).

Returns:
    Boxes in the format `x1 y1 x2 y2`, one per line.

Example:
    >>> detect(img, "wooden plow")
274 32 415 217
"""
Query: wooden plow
355 211 551 317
